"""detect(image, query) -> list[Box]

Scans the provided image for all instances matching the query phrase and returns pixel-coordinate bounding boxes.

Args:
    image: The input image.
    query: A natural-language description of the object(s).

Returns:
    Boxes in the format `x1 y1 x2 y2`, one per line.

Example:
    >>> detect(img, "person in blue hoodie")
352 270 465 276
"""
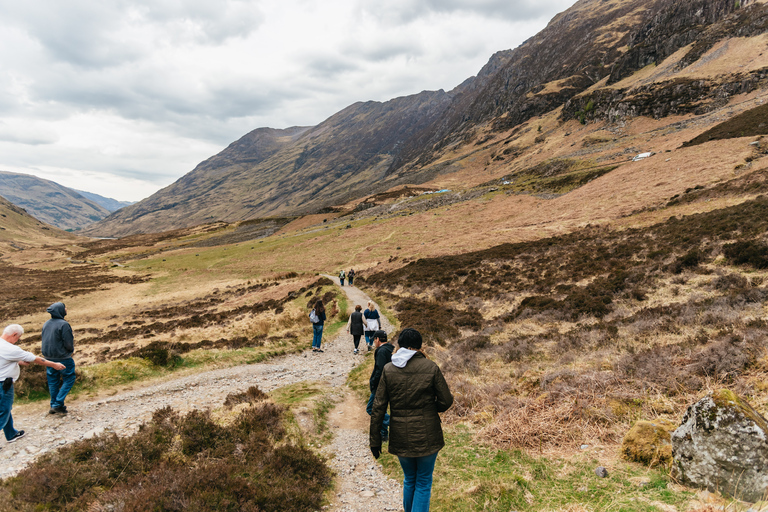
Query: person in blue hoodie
41 302 76 415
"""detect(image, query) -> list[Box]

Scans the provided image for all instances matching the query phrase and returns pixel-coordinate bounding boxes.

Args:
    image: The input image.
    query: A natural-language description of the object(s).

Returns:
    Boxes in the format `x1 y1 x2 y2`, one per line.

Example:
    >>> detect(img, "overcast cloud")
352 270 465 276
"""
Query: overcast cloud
0 0 574 201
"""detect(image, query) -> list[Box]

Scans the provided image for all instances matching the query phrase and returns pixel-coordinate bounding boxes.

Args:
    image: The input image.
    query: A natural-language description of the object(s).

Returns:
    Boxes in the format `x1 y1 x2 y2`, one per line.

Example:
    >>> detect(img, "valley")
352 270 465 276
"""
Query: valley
2 0 768 510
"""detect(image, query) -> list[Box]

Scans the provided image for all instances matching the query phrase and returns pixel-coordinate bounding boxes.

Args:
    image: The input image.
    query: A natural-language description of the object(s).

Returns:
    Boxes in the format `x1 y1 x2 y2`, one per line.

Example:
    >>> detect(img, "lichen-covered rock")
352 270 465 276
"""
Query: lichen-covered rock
672 389 768 502
622 418 676 467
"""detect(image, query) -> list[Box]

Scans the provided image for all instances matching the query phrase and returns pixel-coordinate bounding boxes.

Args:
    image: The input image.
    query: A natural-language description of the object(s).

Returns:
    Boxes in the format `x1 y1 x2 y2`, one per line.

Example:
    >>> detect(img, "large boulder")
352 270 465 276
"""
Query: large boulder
672 389 768 502
622 418 676 467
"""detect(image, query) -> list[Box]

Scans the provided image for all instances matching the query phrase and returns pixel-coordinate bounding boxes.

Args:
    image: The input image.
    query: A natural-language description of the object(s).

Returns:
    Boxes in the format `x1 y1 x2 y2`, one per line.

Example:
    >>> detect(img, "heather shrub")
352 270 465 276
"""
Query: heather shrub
723 239 768 268
0 396 329 512
691 335 756 380
223 385 269 408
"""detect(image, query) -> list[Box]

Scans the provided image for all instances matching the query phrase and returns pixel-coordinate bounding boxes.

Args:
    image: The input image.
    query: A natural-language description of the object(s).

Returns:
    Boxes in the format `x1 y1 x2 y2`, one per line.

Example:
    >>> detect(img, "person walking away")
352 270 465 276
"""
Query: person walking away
310 300 327 353
370 328 453 512
347 305 367 354
1 324 65 444
366 330 393 440
348 269 355 286
363 301 380 350
339 269 346 286
41 302 76 415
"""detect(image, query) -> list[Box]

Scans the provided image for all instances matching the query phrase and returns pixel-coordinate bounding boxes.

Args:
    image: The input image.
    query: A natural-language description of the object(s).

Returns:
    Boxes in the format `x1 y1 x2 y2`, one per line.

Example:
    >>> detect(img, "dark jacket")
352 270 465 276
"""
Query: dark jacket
370 352 453 457
363 309 380 332
349 311 366 337
369 342 394 392
41 302 74 360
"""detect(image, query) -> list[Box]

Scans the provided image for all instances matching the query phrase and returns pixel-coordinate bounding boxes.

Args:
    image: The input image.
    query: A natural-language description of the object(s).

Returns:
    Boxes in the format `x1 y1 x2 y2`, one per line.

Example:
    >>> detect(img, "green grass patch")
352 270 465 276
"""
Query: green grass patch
376 426 695 511
347 352 375 402
270 381 336 444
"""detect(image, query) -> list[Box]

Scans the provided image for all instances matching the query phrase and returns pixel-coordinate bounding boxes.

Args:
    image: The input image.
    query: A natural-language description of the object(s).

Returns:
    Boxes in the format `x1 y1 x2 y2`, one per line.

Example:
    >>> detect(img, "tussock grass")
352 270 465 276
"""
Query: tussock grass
377 426 692 512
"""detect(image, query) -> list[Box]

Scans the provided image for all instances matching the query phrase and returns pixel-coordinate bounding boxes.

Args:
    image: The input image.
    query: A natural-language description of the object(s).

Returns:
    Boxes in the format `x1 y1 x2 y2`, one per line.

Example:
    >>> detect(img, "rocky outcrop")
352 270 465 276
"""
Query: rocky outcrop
672 389 768 502
622 418 676 467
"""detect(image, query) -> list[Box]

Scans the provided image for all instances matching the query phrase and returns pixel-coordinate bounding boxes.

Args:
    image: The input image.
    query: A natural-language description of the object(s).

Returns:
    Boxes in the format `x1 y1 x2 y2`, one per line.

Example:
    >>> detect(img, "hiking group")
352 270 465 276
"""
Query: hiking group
308 274 454 512
368 328 453 512
338 268 355 286
0 302 77 449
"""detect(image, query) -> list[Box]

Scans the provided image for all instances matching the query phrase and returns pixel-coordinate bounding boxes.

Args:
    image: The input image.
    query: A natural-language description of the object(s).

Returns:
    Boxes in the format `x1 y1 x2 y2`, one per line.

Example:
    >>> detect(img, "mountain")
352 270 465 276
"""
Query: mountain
0 171 112 231
88 0 768 237
73 189 134 212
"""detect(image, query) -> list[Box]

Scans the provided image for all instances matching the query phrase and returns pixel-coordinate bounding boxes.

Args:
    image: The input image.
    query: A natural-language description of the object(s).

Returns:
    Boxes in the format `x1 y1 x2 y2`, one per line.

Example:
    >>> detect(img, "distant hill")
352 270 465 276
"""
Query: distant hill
0 171 111 231
87 0 768 237
73 190 134 212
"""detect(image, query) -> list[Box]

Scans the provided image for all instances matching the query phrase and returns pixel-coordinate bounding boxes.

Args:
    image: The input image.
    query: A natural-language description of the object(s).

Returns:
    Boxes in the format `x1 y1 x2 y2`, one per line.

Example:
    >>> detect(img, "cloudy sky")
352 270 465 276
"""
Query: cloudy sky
0 0 574 202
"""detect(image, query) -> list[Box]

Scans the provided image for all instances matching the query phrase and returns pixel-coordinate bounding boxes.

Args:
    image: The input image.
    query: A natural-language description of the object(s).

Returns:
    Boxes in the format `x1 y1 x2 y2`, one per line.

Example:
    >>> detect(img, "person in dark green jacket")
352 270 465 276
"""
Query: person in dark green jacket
370 328 453 512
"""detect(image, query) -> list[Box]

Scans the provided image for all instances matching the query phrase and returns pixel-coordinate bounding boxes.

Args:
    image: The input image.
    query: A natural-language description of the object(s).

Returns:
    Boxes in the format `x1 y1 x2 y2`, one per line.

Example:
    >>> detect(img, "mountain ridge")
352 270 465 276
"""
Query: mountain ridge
0 171 112 231
86 0 768 237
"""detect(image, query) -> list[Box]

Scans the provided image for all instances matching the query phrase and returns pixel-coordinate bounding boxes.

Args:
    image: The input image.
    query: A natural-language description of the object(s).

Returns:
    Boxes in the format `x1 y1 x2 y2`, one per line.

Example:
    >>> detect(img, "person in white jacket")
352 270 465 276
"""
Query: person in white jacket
1 324 65 445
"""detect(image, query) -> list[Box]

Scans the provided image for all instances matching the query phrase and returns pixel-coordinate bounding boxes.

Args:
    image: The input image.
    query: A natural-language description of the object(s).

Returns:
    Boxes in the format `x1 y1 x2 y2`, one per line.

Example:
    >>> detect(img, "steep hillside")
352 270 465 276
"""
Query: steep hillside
0 194 77 251
87 93 453 236
0 171 112 230
87 0 768 237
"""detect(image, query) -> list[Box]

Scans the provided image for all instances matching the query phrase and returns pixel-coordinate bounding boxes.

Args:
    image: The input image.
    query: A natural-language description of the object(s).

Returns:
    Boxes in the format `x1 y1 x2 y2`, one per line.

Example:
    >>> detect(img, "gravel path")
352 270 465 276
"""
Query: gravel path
2 277 403 511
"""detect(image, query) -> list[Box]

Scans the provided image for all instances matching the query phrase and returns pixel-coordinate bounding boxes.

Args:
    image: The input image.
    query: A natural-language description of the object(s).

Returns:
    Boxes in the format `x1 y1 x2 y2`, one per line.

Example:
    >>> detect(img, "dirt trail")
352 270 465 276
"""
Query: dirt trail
2 277 403 511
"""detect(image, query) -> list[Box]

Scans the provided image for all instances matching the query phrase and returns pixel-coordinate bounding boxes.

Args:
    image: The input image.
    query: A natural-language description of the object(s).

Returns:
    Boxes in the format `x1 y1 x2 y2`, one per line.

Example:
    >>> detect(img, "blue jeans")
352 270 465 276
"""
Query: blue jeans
364 331 374 346
398 451 439 512
340 278 345 286
47 357 76 408
312 324 324 349
0 381 19 441
366 391 389 437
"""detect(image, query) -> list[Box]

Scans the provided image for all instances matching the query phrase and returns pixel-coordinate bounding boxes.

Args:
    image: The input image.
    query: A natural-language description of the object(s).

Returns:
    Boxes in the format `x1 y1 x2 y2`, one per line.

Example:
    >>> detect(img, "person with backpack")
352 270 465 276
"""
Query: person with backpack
339 269 346 286
309 300 327 353
363 301 380 350
347 305 367 354
348 269 355 286
370 328 453 512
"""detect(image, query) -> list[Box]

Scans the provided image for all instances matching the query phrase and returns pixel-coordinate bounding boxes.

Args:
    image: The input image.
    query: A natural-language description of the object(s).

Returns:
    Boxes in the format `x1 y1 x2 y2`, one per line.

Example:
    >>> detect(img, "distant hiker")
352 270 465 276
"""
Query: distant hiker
370 328 453 512
348 269 355 286
310 300 327 353
363 301 380 350
367 330 392 440
347 304 367 354
41 302 76 415
339 269 346 286
1 324 65 444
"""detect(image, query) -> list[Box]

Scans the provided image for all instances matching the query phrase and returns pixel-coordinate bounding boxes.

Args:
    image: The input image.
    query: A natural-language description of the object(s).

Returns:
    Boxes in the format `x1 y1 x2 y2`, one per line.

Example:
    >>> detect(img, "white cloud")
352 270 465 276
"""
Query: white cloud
0 0 574 202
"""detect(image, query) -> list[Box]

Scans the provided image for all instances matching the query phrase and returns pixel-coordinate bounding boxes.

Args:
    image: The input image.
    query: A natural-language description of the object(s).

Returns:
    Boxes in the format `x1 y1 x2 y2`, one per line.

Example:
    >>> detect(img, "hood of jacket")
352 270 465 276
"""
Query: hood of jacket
391 348 418 368
47 302 66 319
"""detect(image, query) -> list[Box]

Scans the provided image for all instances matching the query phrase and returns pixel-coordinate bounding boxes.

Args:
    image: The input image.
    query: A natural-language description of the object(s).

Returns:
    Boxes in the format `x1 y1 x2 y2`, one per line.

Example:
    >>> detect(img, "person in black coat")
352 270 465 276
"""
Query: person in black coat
366 330 393 440
347 305 367 354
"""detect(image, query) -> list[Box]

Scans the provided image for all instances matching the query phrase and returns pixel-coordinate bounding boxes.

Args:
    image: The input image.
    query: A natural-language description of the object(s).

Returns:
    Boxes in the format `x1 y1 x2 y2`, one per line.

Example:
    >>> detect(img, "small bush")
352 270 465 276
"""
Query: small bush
723 240 768 268
224 385 269 409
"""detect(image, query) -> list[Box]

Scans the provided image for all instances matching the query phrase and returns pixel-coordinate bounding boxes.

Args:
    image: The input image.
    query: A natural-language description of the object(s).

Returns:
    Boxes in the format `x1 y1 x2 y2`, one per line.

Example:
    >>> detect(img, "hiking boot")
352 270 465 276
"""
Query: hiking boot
354 348 359 354
316 348 324 353
7 430 25 442
367 344 373 351
51 406 68 414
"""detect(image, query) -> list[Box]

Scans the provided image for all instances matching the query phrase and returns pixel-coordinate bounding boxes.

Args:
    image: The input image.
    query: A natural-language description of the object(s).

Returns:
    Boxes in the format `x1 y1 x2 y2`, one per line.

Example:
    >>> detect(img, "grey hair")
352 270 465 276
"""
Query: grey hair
3 324 23 337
